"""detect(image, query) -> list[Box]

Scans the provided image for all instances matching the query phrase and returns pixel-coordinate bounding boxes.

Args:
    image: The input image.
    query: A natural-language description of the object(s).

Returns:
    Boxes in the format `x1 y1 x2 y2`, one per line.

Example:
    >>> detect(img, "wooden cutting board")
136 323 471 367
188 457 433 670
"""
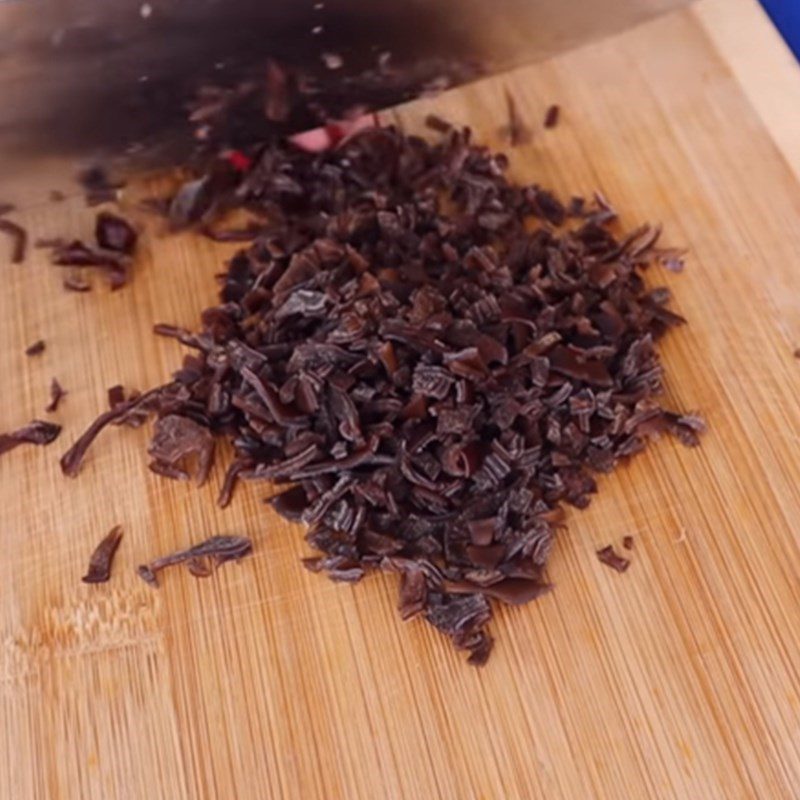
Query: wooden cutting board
2 0 799 796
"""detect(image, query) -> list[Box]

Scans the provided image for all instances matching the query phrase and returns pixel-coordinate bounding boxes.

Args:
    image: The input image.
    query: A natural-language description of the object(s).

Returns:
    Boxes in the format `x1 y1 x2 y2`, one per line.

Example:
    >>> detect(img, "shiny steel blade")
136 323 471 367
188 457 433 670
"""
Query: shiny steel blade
0 0 690 163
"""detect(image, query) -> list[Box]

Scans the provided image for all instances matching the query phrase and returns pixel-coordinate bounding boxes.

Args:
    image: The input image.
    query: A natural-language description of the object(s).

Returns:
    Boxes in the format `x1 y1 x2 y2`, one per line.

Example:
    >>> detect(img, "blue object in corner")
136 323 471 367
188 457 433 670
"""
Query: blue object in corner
760 0 800 60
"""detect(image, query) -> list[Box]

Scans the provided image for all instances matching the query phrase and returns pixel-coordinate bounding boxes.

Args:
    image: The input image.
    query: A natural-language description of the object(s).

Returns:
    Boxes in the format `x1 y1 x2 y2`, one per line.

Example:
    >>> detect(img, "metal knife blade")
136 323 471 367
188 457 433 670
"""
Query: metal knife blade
0 0 690 164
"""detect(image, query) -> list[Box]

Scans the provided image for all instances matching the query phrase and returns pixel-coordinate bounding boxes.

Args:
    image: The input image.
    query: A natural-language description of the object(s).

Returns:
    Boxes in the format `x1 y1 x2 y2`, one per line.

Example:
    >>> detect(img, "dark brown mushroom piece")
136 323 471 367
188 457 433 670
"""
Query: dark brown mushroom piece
25 339 46 356
137 535 252 587
596 545 630 573
81 525 124 584
0 218 28 263
147 415 215 486
544 104 560 129
0 420 61 457
95 211 138 254
45 378 67 413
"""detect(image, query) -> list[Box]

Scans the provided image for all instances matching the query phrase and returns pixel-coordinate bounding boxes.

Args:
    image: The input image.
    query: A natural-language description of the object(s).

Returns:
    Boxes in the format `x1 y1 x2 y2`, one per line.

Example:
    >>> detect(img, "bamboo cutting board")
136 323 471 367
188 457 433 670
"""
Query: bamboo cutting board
2 0 800 796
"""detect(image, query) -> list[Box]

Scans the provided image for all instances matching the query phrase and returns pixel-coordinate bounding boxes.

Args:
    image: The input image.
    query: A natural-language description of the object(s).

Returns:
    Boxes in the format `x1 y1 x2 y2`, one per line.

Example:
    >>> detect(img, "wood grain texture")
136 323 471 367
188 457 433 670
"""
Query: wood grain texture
2 0 800 797
696 0 800 181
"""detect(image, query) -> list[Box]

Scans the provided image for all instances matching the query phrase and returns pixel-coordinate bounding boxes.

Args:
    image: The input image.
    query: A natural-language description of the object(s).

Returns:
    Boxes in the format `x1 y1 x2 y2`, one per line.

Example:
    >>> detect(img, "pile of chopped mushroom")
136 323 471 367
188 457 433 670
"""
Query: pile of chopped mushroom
60 123 702 664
